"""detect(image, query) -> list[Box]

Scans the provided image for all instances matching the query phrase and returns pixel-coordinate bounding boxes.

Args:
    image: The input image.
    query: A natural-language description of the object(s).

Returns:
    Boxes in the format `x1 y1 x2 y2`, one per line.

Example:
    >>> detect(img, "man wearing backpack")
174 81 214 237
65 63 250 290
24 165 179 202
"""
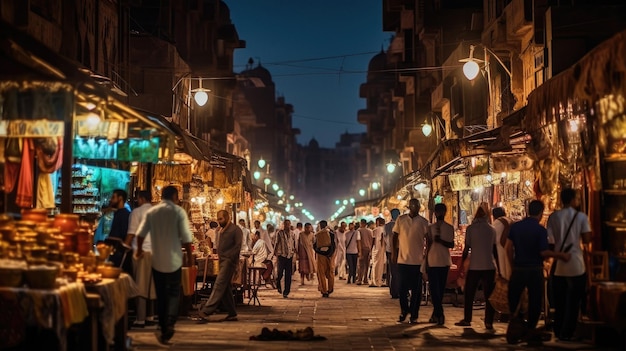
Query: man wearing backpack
314 220 336 297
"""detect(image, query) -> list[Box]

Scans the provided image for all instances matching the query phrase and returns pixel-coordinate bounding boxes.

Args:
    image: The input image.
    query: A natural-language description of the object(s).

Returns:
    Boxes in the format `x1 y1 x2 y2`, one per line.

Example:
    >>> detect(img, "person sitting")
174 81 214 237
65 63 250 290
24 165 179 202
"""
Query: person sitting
251 231 268 267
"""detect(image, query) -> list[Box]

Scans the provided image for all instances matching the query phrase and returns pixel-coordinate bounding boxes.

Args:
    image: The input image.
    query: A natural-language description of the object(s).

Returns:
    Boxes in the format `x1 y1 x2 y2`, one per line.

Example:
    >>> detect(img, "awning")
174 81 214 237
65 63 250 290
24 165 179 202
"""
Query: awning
526 29 626 130
431 156 463 179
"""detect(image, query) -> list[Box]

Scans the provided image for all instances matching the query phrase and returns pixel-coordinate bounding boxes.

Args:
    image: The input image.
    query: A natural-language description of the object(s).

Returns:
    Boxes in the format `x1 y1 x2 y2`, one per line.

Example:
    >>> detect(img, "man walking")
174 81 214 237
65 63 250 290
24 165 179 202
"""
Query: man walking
344 222 361 284
134 186 193 344
370 217 386 287
506 200 570 344
357 218 373 285
274 219 296 298
385 209 401 298
199 210 244 322
393 199 429 324
314 220 336 297
108 189 132 273
127 190 155 328
493 207 513 280
335 222 347 280
546 188 592 342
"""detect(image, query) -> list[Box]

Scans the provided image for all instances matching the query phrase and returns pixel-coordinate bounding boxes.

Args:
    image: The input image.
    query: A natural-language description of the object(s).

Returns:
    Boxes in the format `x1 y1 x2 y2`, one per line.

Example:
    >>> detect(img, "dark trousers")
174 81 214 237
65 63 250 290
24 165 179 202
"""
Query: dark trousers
427 266 449 318
463 269 496 325
508 266 544 329
552 273 586 339
277 256 293 296
398 264 422 319
200 261 237 317
386 252 400 297
346 253 358 283
152 268 181 334
357 249 371 284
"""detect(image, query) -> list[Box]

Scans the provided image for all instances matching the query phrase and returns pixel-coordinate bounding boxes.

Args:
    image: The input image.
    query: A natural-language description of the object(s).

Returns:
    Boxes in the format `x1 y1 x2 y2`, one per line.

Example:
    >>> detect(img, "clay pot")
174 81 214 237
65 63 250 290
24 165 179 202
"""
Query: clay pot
0 214 14 227
21 209 48 223
76 241 92 256
53 214 80 233
0 226 16 242
61 232 77 252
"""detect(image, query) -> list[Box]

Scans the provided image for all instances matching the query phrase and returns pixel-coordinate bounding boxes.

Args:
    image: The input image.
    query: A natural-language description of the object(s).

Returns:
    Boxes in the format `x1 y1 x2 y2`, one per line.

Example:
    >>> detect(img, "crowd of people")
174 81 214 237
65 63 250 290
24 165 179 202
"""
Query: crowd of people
99 185 591 345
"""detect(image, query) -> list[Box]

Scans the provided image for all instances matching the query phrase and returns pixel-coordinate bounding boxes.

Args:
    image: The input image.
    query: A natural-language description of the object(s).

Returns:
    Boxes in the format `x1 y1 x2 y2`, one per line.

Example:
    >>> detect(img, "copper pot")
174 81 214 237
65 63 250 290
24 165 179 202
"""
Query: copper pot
21 209 48 223
53 214 80 233
76 241 92 256
0 214 14 227
61 232 77 252
0 226 16 242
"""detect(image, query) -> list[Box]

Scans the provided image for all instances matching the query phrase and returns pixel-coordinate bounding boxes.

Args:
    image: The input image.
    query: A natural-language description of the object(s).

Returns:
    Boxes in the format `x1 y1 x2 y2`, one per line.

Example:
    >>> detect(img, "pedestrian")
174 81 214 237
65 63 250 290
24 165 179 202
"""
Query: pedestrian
455 205 499 330
392 198 429 324
205 221 219 253
546 188 592 342
505 200 570 344
254 220 273 256
493 207 512 280
199 210 244 322
344 222 361 284
238 218 251 251
384 209 401 298
297 223 316 285
250 230 269 268
335 221 347 280
134 186 194 344
314 220 336 297
370 217 386 287
274 219 296 298
107 189 132 273
127 190 156 328
425 203 455 325
357 218 373 285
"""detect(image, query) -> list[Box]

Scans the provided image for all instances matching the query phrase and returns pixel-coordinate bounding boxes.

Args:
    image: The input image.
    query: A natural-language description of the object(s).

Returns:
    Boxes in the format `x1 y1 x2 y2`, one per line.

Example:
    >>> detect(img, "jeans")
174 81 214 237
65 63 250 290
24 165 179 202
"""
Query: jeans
346 253 358 283
386 252 400 297
152 268 181 335
398 264 422 319
427 266 449 319
552 273 586 339
463 269 496 325
277 256 293 296
508 266 543 329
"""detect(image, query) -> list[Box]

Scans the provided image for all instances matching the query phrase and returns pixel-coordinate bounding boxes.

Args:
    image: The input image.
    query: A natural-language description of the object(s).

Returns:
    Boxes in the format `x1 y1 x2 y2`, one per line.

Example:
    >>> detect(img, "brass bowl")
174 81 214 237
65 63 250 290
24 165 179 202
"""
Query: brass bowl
0 267 24 287
97 265 121 279
24 265 58 289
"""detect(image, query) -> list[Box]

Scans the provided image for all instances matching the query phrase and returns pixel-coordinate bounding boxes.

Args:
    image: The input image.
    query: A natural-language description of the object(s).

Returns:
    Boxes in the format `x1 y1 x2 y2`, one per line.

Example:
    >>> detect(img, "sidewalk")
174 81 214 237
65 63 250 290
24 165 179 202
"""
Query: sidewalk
128 277 608 350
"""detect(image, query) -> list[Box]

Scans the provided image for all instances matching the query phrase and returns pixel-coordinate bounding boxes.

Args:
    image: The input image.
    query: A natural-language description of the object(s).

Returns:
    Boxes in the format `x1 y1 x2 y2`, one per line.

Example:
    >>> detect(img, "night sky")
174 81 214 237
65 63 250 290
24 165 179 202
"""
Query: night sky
228 1 392 148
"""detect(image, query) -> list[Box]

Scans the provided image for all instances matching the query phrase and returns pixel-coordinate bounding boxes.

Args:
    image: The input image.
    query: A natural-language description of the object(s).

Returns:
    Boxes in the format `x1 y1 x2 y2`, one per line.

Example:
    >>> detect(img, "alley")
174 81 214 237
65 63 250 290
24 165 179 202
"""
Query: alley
128 280 600 351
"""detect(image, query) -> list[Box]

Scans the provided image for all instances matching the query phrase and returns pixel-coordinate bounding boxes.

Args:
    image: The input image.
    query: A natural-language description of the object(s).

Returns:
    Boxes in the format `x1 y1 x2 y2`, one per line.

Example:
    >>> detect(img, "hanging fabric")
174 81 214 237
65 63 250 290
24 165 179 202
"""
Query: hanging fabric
36 173 55 209
16 139 34 208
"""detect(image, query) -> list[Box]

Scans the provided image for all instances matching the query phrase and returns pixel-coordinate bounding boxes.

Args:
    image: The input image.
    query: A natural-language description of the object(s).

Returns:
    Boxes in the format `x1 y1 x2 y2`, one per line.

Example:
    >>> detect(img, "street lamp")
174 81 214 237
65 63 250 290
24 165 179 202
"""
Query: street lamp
422 123 433 137
386 161 396 174
263 177 271 191
272 183 279 191
258 158 266 169
253 171 261 180
460 44 511 81
358 189 366 197
371 182 380 191
277 189 284 197
192 78 210 106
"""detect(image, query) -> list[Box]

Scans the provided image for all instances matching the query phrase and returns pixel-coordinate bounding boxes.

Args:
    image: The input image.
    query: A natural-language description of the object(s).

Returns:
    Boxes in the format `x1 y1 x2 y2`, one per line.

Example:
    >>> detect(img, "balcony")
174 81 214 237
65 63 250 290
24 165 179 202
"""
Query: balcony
505 0 533 38
357 108 377 125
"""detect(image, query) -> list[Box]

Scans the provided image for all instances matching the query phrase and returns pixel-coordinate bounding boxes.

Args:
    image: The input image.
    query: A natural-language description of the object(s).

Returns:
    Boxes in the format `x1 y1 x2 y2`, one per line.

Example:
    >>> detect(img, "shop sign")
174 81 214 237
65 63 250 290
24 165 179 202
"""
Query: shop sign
491 155 534 173
75 120 128 139
0 120 64 137
74 138 117 160
449 174 470 191
117 138 160 163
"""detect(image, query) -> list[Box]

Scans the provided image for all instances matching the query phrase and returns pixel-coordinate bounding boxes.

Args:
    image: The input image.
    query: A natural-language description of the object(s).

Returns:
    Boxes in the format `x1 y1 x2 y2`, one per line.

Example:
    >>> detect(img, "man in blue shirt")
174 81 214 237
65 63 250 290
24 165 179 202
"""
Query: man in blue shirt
505 200 570 344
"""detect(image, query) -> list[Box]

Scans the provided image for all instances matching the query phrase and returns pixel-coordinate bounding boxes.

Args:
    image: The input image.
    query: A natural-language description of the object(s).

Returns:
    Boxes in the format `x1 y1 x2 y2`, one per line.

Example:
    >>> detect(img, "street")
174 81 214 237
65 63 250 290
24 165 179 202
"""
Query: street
128 278 604 350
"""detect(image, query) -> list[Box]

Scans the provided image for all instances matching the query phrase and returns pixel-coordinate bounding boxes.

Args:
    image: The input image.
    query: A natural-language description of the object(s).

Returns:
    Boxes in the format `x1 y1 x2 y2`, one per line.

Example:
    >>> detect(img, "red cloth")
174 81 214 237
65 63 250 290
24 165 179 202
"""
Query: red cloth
36 137 63 173
3 160 20 193
16 139 34 208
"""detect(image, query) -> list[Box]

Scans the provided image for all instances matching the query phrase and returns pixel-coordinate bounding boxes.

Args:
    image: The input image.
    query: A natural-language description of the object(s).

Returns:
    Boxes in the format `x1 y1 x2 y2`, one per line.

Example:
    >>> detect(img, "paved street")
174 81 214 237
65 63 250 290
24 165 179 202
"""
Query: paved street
128 277 610 350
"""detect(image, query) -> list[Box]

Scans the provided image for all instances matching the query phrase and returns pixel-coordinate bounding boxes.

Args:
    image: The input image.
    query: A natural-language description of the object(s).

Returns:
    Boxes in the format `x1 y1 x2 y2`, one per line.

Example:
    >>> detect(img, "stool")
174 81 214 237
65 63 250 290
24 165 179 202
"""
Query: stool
247 267 265 306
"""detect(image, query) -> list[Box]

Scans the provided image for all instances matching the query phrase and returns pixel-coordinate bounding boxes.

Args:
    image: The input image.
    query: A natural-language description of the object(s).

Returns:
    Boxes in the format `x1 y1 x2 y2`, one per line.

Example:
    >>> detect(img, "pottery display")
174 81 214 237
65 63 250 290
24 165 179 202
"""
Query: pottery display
20 209 48 223
53 214 80 233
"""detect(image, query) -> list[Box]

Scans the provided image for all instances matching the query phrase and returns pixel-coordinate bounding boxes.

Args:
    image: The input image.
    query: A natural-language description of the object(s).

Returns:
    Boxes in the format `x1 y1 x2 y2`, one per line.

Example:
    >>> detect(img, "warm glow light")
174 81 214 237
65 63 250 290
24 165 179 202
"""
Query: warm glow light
258 158 266 169
194 91 208 106
463 60 480 80
359 189 366 197
569 119 580 132
85 112 101 131
422 123 433 137
216 197 224 205
263 178 271 185
253 171 261 180
386 162 396 174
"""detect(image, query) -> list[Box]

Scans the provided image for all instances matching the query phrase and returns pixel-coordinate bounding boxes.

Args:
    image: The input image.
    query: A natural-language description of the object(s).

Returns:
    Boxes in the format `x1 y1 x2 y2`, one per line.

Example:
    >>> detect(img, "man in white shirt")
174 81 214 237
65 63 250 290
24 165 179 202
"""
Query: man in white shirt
370 217 386 287
425 203 455 325
254 220 273 256
547 188 592 342
135 186 193 344
250 231 268 267
238 219 251 252
334 222 347 280
205 221 218 252
127 191 155 328
344 222 361 284
392 198 429 324
384 209 401 298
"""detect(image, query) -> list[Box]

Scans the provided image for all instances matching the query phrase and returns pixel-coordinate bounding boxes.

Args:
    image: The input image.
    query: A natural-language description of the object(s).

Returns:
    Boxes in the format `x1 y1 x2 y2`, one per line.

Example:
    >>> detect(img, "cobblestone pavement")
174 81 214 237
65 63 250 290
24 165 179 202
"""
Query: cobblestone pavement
128 276 613 350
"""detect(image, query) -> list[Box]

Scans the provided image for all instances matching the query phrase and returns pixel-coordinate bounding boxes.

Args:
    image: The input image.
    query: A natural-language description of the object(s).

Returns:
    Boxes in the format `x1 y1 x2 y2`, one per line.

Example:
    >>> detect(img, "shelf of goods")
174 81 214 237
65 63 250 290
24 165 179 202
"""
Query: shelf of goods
602 153 626 273
55 169 101 215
